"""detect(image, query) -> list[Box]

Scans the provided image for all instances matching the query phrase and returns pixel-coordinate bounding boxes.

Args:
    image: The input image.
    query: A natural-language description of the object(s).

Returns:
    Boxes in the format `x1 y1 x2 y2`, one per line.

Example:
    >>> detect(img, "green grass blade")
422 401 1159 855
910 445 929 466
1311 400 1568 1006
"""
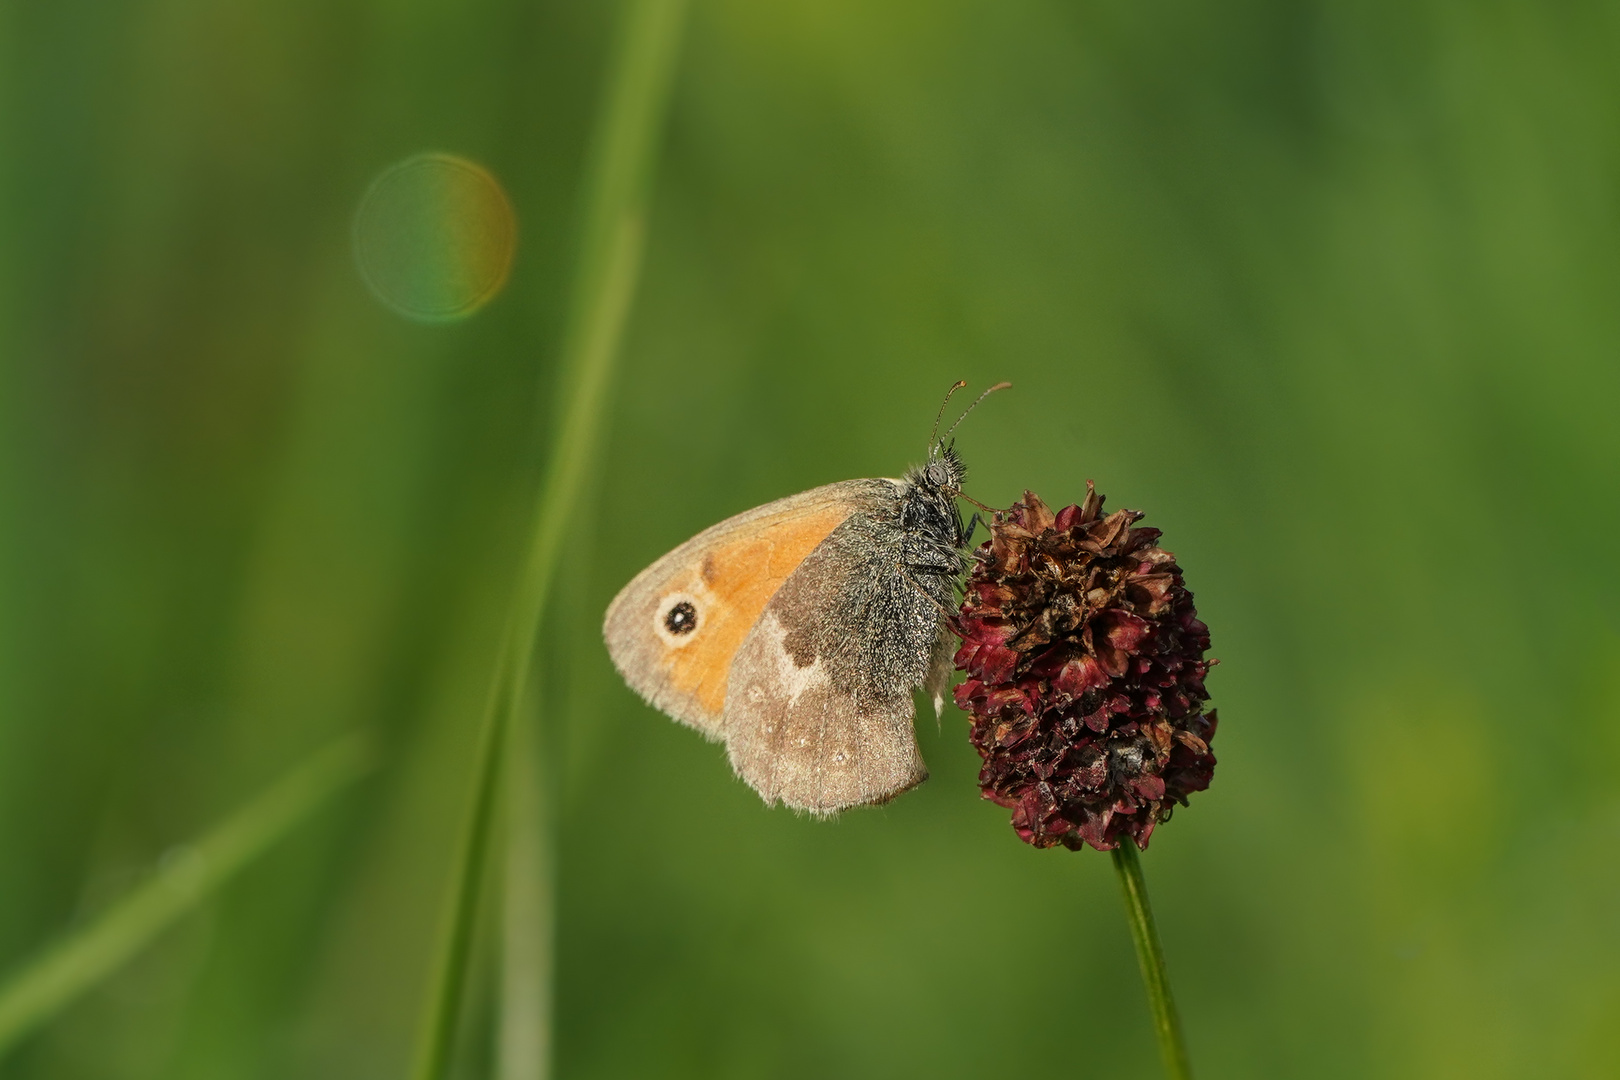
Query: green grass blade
509 0 688 675
409 689 509 1080
409 4 688 1080
0 731 374 1060
498 702 553 1080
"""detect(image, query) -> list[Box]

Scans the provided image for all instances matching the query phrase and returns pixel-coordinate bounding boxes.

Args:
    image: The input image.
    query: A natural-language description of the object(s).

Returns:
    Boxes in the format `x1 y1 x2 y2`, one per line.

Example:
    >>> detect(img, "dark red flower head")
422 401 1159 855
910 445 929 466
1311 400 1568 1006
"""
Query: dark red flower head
953 484 1216 851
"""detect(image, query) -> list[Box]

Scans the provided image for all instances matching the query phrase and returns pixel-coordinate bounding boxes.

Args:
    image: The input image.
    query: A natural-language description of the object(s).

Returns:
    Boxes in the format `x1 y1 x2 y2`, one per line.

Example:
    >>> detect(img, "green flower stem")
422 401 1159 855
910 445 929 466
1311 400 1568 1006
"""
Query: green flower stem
0 732 374 1060
408 4 687 1080
1111 839 1193 1080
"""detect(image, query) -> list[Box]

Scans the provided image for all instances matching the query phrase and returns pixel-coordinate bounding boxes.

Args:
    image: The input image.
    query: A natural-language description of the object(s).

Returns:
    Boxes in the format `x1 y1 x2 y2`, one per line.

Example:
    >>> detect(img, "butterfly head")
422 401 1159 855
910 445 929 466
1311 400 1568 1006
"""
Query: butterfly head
918 380 1009 495
920 440 967 492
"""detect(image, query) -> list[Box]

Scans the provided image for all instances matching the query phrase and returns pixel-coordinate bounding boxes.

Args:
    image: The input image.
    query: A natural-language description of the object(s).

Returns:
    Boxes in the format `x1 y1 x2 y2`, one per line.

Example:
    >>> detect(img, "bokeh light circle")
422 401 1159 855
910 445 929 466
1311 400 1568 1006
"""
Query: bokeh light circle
352 152 517 322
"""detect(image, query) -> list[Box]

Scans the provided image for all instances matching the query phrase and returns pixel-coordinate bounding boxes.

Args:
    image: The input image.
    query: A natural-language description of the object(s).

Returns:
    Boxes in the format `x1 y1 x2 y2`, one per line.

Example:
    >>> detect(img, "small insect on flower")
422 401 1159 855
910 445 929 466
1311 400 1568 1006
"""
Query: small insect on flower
953 483 1216 851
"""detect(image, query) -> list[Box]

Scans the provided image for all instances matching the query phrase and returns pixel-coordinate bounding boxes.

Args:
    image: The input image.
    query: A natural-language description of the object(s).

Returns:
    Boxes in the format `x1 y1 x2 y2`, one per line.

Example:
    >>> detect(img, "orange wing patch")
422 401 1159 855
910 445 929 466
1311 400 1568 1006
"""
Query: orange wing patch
655 505 849 715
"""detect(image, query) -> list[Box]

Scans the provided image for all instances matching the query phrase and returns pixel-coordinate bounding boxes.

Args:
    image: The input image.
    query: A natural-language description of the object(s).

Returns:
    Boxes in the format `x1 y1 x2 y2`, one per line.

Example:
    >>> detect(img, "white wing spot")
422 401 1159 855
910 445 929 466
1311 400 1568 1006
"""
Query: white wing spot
756 612 827 707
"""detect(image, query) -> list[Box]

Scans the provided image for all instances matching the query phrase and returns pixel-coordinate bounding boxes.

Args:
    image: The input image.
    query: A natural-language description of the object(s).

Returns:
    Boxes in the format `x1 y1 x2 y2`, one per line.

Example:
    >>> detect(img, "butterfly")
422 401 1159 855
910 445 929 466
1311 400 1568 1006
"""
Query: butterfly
603 382 1007 815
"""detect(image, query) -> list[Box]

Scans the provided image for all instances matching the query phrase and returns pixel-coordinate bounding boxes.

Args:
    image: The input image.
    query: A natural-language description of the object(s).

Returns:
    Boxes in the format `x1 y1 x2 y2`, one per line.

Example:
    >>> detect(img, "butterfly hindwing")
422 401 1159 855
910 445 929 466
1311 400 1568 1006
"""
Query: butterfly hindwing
723 482 957 814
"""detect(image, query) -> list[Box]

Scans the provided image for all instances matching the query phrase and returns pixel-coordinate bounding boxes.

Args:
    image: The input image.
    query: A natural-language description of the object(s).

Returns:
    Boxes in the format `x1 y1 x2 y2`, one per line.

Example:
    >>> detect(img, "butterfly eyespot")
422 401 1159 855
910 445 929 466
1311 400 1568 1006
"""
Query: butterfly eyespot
663 600 698 635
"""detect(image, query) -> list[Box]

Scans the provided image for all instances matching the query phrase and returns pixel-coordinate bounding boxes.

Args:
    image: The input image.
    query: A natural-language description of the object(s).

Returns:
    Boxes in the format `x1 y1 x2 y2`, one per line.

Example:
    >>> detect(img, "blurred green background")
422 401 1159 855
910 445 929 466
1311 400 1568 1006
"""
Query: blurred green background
4 0 1619 1077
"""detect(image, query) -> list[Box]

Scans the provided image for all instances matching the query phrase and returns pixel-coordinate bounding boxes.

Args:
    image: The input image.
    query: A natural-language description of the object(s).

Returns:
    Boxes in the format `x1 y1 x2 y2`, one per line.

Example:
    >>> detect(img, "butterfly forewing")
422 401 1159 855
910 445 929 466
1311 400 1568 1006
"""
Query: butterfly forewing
602 480 889 737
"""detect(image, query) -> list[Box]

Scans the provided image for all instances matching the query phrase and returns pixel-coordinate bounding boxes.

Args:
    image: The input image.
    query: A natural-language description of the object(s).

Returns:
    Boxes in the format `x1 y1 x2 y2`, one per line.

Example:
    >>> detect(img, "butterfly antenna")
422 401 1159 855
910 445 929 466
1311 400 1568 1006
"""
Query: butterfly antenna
930 380 968 453
942 381 1012 443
